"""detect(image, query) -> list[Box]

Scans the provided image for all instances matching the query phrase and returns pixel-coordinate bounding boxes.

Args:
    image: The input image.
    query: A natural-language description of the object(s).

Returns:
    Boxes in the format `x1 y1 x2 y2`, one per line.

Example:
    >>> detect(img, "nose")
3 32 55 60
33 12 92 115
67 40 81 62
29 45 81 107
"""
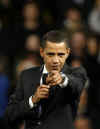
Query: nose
52 55 59 64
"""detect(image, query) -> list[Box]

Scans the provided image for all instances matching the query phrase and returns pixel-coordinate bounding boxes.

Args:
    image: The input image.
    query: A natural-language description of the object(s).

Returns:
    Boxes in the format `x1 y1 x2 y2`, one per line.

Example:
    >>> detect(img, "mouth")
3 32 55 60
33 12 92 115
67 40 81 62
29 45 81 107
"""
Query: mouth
51 66 60 70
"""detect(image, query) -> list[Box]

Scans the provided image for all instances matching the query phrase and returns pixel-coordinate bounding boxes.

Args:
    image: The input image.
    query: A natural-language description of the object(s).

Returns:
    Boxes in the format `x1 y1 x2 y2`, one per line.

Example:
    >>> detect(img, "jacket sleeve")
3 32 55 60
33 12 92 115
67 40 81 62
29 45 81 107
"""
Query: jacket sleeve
66 66 88 99
5 71 38 125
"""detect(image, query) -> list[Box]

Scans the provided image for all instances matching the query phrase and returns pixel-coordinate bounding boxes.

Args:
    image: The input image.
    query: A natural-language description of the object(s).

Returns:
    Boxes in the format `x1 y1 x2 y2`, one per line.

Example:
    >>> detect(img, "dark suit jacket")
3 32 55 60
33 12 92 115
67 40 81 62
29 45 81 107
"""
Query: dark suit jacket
5 64 87 129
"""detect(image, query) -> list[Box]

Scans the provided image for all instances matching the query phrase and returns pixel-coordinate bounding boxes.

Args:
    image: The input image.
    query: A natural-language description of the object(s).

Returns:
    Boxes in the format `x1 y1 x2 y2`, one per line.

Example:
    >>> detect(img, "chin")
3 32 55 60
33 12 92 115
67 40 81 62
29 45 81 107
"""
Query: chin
54 69 61 72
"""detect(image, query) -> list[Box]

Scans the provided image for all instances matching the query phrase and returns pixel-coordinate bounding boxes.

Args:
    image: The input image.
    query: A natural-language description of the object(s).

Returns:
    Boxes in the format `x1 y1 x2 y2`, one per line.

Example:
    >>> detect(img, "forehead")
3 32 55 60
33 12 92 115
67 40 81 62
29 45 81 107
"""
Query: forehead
44 41 67 52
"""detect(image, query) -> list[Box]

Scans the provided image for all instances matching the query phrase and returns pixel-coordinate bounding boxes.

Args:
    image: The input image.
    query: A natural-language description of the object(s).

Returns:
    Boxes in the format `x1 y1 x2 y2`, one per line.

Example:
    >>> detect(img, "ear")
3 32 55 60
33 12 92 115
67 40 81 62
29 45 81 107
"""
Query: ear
66 48 71 56
40 47 44 58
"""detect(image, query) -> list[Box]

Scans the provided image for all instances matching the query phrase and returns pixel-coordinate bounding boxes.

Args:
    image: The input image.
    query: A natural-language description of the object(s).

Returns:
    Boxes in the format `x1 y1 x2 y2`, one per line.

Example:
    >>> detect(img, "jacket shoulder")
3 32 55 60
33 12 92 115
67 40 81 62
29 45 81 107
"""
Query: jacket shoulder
63 64 87 80
19 66 41 78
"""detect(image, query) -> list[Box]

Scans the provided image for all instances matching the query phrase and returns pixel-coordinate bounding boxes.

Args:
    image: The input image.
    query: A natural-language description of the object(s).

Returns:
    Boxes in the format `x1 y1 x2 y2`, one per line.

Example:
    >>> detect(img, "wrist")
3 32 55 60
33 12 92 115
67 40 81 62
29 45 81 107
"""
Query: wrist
59 73 69 88
61 74 66 84
32 95 40 103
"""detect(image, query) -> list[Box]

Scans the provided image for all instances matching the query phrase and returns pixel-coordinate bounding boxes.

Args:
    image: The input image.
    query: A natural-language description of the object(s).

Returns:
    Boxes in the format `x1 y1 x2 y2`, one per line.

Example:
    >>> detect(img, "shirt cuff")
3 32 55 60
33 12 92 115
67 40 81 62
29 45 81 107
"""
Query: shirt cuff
59 74 69 88
29 96 36 109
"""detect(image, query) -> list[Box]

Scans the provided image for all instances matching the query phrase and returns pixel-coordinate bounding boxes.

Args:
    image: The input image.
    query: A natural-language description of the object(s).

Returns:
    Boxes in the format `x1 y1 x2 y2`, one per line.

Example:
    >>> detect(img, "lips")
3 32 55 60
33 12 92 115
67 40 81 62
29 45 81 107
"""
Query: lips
51 66 59 70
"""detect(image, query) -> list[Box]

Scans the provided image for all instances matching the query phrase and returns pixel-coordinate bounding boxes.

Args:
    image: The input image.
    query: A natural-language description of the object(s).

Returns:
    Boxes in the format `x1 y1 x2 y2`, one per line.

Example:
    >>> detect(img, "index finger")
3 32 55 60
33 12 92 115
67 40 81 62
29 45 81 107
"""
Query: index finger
40 85 50 89
48 70 58 77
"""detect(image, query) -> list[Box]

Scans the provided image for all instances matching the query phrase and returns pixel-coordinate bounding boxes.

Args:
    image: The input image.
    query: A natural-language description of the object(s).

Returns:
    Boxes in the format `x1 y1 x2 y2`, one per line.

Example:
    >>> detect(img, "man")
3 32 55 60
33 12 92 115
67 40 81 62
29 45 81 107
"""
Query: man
5 31 87 129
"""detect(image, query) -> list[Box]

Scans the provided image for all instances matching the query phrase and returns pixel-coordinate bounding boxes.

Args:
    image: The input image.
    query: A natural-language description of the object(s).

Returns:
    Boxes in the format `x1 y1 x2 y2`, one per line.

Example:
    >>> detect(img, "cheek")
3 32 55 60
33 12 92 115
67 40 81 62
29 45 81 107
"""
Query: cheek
61 56 67 63
61 58 66 64
60 57 68 66
44 56 51 64
59 59 65 67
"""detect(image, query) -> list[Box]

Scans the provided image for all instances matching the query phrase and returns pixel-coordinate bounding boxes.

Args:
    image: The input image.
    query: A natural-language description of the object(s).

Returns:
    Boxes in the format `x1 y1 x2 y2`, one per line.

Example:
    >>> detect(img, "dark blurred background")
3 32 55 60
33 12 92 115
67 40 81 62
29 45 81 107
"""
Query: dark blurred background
0 0 100 129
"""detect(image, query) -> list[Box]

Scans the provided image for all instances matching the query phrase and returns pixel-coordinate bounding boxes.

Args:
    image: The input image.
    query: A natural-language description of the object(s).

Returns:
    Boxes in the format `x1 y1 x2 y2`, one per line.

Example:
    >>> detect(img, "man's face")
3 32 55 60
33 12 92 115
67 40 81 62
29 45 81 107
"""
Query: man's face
40 41 70 72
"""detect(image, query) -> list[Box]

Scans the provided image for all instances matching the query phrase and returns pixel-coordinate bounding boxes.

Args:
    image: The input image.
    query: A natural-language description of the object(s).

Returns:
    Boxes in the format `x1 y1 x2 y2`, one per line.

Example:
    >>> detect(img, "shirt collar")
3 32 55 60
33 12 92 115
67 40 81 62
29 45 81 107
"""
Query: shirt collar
43 65 48 74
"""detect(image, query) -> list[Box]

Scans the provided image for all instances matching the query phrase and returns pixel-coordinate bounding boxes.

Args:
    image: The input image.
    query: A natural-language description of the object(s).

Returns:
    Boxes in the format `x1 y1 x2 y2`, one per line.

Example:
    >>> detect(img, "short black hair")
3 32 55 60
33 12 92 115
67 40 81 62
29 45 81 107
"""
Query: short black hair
41 30 69 48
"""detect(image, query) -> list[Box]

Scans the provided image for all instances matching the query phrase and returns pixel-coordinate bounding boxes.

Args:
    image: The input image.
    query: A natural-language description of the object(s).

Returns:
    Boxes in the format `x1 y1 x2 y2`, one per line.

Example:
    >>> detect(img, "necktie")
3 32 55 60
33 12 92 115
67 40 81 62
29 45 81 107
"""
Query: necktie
37 103 42 118
36 73 48 118
42 73 48 85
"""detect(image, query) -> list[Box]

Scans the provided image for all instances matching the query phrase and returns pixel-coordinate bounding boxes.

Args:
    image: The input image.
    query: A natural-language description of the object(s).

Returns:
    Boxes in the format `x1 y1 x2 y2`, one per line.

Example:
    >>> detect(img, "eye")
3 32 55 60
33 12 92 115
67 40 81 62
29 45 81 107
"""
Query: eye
46 52 55 57
58 53 65 57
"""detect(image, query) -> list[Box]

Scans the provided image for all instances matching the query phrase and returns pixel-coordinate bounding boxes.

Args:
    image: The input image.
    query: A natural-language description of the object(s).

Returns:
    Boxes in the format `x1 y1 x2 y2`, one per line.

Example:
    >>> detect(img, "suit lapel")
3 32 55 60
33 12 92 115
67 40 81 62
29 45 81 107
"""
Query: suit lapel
30 66 43 95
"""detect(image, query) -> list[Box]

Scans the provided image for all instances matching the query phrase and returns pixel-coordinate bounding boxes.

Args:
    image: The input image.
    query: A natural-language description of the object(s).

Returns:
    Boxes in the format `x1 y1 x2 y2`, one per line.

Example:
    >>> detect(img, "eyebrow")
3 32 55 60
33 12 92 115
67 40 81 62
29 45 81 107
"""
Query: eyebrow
46 52 65 56
46 52 55 55
58 53 65 56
